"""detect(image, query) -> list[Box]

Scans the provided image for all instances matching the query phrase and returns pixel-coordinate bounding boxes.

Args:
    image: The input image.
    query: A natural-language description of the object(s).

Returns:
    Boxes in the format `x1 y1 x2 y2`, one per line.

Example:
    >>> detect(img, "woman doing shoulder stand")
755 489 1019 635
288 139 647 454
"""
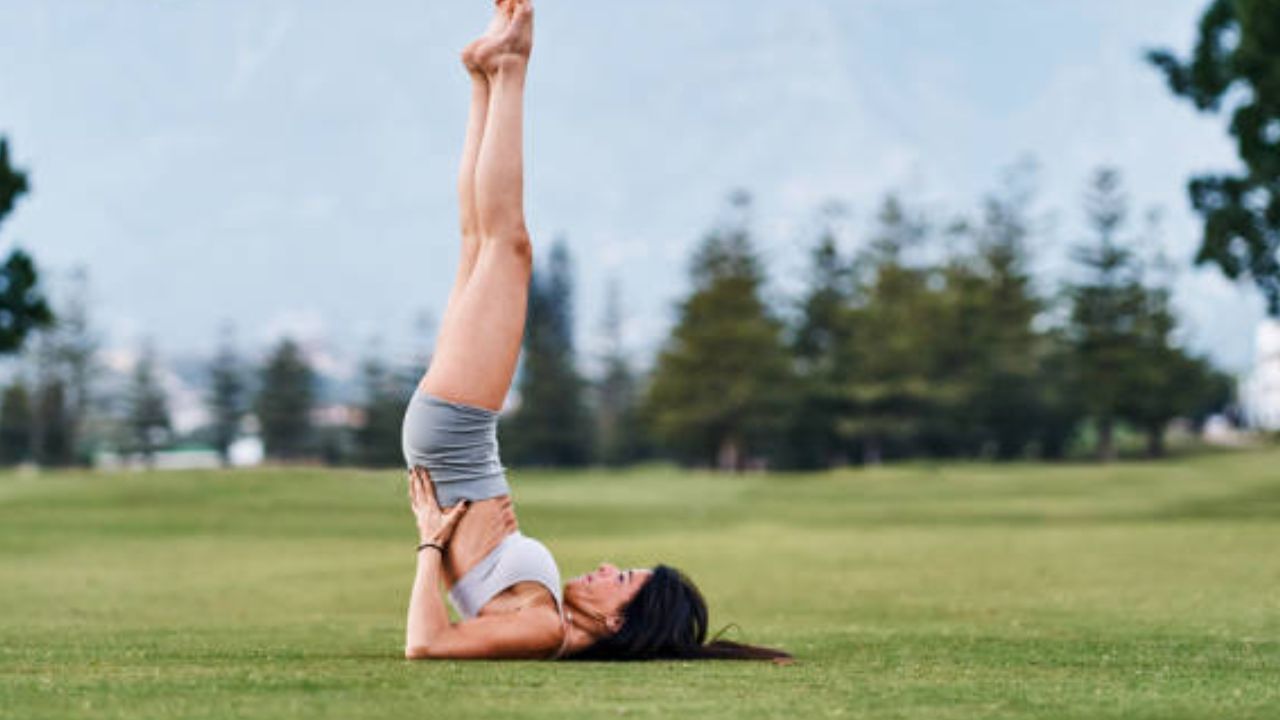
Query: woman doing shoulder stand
401 0 789 662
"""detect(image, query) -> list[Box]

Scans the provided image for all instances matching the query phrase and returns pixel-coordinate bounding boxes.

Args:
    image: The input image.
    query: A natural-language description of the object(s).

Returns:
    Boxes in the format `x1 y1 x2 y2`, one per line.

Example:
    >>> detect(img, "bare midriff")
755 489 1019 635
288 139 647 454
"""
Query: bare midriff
439 494 518 586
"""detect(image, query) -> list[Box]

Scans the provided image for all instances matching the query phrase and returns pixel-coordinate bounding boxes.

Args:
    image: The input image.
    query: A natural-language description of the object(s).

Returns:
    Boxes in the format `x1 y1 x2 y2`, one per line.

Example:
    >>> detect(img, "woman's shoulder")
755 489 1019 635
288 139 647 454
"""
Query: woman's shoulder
483 580 560 617
479 584 565 655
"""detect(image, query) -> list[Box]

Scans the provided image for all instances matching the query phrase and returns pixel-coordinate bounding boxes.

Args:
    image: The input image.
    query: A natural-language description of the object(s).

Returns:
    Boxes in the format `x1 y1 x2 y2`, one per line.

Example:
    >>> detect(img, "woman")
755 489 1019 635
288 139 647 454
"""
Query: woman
402 0 788 662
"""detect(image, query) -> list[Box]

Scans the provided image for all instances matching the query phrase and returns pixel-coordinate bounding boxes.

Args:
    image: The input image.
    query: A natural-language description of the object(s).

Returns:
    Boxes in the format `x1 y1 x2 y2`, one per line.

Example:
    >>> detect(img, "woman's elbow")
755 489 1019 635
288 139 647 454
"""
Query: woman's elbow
404 645 431 660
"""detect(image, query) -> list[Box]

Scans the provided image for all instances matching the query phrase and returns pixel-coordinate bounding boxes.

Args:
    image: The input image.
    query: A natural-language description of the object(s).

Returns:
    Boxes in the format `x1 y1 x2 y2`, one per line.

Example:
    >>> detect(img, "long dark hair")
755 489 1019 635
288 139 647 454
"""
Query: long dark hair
569 565 791 662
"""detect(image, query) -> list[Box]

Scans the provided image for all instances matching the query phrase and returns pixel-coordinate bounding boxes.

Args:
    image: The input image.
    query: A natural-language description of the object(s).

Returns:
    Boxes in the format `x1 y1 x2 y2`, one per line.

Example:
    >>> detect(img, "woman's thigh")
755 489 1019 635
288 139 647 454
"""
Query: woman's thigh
421 243 531 411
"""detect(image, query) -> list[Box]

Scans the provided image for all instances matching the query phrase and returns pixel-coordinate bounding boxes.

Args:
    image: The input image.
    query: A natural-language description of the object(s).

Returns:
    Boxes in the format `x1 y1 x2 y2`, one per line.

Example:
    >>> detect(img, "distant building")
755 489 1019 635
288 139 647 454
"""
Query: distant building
228 436 266 466
1242 319 1280 431
312 404 365 429
94 437 265 470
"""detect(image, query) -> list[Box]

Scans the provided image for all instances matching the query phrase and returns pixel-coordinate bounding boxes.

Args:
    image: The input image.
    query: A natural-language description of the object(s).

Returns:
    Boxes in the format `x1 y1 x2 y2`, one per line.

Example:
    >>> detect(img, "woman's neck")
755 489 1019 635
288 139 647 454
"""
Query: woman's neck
558 598 609 657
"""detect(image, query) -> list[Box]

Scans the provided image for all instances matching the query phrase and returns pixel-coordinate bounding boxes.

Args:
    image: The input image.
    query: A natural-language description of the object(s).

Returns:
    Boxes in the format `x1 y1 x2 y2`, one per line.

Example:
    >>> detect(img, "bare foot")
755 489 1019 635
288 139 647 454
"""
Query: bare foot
472 0 533 74
461 1 514 76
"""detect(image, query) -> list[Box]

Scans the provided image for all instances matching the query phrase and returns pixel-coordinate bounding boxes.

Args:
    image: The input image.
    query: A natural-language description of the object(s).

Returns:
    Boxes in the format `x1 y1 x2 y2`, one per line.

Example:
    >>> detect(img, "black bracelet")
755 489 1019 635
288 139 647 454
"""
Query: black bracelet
416 541 445 555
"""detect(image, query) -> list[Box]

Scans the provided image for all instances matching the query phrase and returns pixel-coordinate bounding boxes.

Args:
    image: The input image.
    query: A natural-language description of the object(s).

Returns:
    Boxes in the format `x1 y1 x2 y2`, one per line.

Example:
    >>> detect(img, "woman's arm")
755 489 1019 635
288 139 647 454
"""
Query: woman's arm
403 468 559 660
404 553 560 659
404 545 454 657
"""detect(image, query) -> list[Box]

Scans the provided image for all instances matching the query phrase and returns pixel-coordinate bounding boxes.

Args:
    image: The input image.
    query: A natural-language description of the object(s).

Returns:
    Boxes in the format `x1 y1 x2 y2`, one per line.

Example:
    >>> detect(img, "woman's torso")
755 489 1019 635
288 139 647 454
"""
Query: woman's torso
442 495 517 584
442 494 562 624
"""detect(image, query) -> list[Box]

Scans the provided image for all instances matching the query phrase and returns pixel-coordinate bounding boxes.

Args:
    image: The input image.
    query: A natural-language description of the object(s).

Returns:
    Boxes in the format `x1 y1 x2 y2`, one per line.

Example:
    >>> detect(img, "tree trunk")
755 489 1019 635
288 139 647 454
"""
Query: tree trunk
863 437 882 466
717 437 741 473
1146 423 1166 458
1096 416 1115 462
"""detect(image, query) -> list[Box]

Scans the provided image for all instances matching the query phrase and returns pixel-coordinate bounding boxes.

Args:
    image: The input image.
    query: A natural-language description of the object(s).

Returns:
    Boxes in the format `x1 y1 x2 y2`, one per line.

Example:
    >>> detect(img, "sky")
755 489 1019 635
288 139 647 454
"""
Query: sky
0 0 1269 377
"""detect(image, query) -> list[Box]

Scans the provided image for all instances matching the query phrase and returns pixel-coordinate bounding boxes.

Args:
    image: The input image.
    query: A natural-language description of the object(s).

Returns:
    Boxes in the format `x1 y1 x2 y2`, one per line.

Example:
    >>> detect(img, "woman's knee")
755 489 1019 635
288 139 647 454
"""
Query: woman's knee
486 227 533 262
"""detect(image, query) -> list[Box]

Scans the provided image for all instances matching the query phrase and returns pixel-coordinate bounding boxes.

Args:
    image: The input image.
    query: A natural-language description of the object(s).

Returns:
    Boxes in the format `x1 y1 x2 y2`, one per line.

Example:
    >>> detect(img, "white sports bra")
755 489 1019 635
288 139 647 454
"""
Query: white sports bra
448 532 563 620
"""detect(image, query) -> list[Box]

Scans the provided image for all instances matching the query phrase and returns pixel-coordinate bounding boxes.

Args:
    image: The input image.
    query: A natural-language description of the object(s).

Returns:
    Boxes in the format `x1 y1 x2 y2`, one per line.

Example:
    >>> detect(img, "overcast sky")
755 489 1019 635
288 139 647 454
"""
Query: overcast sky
0 0 1268 375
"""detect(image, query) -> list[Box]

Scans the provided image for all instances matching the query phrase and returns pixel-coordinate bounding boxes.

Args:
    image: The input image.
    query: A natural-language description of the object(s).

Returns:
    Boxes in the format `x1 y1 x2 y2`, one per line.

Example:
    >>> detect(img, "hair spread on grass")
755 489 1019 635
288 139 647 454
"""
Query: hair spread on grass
568 564 792 662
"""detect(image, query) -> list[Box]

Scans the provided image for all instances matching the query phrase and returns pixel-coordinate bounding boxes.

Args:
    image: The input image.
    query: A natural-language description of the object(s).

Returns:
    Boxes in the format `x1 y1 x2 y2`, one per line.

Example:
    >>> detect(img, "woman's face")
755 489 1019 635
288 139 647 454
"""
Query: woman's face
564 562 652 623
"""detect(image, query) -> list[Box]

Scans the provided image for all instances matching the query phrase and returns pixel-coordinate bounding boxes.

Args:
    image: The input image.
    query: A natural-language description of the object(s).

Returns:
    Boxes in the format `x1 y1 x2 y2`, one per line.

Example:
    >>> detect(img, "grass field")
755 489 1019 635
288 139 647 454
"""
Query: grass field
2 450 1278 719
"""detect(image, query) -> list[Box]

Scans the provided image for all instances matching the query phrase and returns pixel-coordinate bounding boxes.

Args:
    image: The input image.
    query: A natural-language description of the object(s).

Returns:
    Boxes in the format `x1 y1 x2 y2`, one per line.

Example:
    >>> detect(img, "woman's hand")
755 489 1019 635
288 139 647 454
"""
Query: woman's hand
408 467 468 546
446 495 518 580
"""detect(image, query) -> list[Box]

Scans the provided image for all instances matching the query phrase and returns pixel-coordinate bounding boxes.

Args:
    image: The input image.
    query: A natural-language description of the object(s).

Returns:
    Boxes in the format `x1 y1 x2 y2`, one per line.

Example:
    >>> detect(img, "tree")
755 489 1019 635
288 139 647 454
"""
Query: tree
13 270 102 467
646 193 793 469
783 208 856 468
255 338 316 461
127 343 171 467
841 196 946 463
503 239 593 466
1148 0 1280 314
52 268 97 463
1181 357 1238 431
1033 330 1086 459
207 324 248 467
35 379 72 465
1118 269 1189 457
592 279 648 466
1066 169 1153 460
0 380 32 465
944 164 1051 458
355 344 415 467
1117 224 1233 456
27 329 77 467
0 137 54 353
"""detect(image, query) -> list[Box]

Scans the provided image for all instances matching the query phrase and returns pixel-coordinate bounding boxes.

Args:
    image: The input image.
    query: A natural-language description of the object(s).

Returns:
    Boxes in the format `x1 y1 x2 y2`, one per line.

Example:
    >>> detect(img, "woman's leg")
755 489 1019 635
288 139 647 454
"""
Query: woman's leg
441 73 488 318
422 0 534 411
440 4 511 319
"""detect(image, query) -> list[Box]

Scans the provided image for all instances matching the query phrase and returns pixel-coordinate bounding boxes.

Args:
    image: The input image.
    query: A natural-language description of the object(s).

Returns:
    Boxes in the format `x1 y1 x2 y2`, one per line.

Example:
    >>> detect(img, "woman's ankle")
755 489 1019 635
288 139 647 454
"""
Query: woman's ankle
486 55 528 80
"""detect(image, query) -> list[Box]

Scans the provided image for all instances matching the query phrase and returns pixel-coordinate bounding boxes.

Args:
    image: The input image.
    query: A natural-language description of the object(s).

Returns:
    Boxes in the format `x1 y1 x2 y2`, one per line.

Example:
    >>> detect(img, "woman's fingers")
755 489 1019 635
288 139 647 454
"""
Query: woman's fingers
499 498 517 531
409 468 432 509
415 469 442 512
439 501 469 538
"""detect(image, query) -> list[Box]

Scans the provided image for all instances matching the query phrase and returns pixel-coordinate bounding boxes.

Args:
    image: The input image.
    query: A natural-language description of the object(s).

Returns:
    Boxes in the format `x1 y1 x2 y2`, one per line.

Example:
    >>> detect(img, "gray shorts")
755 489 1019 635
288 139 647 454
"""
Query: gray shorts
401 388 511 507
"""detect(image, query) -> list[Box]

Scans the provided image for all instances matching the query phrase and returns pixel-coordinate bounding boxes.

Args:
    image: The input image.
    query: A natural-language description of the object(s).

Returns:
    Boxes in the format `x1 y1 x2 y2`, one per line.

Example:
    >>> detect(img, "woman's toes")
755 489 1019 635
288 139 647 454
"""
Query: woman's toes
461 38 485 73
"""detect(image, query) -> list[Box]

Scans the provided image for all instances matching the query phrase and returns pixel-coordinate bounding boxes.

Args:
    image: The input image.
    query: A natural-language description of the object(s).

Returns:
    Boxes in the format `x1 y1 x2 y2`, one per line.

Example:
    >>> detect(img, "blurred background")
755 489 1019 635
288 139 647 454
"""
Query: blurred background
1 0 1277 471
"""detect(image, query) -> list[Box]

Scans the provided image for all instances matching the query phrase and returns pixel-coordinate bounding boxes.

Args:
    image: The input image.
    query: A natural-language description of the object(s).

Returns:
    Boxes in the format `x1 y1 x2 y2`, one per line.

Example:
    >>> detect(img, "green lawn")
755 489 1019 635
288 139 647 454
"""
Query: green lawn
2 450 1278 719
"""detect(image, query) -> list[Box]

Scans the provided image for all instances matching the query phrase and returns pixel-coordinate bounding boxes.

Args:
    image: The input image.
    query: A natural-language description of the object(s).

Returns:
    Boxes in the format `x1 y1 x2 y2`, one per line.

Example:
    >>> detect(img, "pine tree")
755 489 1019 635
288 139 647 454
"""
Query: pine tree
255 338 315 461
28 329 77 467
946 165 1049 458
1066 169 1149 461
1033 329 1085 459
593 279 647 466
0 380 32 465
355 345 414 467
1117 221 1227 457
784 211 856 468
52 268 98 464
35 380 72 465
1148 0 1280 314
503 239 593 466
842 196 943 463
207 324 247 467
646 193 793 469
127 343 171 467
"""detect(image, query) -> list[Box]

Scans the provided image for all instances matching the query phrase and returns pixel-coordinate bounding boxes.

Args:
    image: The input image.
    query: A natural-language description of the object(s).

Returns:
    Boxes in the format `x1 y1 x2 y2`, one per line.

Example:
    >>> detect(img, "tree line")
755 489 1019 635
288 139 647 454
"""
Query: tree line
509 167 1234 470
1 0 1276 471
0 309 415 469
0 161 1240 472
